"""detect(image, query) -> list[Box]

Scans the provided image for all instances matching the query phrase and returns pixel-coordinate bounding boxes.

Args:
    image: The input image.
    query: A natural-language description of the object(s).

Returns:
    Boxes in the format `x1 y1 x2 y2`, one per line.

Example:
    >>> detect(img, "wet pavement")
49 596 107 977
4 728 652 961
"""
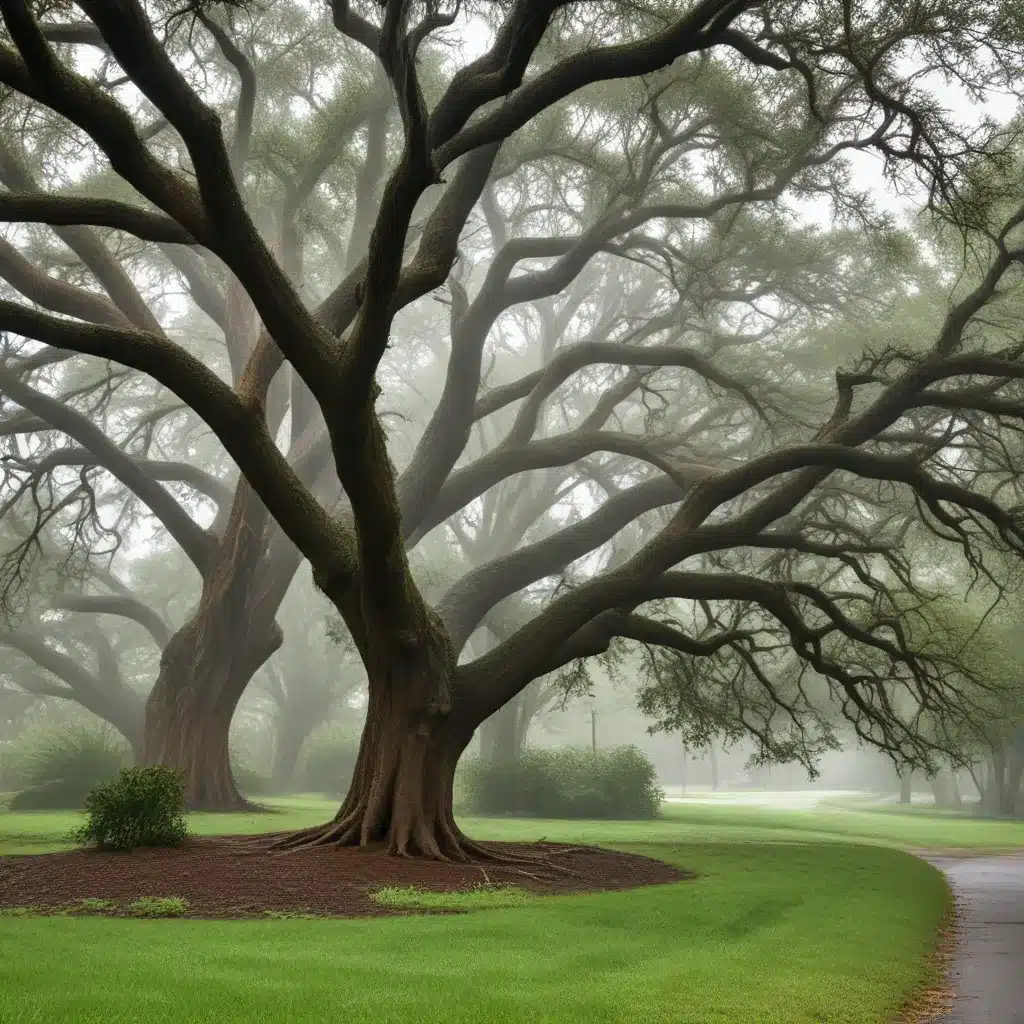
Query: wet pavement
928 855 1024 1024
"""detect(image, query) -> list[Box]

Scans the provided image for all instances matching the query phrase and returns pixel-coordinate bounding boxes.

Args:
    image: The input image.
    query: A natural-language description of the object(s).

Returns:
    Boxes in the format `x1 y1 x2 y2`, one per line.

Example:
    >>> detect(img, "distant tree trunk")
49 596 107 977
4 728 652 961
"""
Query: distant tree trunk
1006 754 1024 818
479 697 522 764
930 771 960 809
977 758 998 814
141 480 282 811
992 746 1011 815
966 763 984 804
950 773 962 807
142 611 282 810
271 712 322 792
709 740 720 791
899 772 912 804
271 719 308 792
1005 725 1024 818
113 705 145 767
478 677 552 764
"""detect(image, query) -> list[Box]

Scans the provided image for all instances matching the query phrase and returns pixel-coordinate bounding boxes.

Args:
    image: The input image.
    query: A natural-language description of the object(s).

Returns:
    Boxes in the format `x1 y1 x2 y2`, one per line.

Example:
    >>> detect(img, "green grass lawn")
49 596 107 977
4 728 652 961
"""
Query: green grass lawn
4 791 1022 856
2 795 1017 1022
1 838 945 1024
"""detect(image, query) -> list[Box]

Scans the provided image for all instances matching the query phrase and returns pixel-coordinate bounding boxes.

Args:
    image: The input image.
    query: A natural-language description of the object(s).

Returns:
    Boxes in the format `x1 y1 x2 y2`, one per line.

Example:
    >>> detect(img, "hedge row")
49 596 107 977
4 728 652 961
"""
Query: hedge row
459 745 663 819
3 723 663 821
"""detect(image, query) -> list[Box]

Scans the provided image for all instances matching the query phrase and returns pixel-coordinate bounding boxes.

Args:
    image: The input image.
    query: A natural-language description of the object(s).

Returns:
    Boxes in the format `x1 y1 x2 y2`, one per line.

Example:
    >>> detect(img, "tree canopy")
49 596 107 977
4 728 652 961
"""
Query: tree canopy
1 0 1024 853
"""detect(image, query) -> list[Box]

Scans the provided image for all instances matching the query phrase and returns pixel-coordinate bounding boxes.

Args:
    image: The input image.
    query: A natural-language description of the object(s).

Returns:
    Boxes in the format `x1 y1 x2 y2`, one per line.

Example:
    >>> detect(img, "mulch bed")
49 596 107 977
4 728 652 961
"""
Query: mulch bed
0 838 690 920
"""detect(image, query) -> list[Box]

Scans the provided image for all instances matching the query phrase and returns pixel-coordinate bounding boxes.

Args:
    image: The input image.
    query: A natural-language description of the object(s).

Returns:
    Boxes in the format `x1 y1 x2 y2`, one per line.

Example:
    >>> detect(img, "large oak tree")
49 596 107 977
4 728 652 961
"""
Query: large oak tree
1 0 1024 856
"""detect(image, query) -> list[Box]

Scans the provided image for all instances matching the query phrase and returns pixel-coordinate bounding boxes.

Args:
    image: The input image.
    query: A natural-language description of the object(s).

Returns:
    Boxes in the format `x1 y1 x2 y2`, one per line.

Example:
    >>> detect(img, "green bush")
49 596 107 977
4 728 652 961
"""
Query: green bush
6 723 130 810
459 745 663 819
299 725 360 796
72 765 188 851
231 761 274 797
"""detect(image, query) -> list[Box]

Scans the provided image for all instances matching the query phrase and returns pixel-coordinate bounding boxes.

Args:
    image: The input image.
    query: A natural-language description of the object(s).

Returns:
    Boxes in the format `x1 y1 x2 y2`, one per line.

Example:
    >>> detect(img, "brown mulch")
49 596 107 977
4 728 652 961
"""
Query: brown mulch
0 838 691 920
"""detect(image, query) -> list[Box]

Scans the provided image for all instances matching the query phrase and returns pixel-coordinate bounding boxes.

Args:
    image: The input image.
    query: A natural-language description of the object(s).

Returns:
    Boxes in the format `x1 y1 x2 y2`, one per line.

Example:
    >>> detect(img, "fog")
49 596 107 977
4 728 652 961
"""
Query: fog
0 0 1022 832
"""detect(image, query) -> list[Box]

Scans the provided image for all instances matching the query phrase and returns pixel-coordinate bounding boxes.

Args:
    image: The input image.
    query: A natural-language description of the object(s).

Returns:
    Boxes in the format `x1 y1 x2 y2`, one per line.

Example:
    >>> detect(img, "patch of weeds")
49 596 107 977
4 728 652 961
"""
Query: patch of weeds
73 898 116 913
0 906 41 917
369 884 534 912
126 896 189 918
261 909 325 920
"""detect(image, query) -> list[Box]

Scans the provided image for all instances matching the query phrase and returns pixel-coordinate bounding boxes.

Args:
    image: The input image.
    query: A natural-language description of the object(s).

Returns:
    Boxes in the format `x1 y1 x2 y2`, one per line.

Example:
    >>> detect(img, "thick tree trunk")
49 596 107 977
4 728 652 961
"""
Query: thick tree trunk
141 612 282 811
329 684 474 857
274 628 501 860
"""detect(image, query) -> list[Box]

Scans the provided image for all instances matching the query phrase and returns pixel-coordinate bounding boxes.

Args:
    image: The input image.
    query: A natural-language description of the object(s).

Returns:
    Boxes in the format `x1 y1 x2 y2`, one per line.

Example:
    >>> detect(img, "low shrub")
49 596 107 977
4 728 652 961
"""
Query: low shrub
75 898 115 913
72 765 189 851
6 723 130 810
298 725 360 796
127 896 189 918
459 745 663 819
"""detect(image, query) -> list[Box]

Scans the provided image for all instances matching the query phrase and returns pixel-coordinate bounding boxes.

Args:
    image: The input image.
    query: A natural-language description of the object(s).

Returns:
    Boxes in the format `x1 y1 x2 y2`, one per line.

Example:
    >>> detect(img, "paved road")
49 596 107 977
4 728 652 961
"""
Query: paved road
928 855 1024 1024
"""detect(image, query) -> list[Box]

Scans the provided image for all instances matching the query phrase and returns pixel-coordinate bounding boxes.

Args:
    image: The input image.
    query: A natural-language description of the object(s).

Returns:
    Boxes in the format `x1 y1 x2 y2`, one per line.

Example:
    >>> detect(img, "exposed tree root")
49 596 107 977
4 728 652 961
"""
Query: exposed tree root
241 820 582 878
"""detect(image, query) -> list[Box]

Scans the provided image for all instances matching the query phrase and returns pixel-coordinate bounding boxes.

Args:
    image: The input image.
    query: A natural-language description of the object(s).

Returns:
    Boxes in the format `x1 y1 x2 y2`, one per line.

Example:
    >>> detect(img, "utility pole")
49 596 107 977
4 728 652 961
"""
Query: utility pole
590 705 597 752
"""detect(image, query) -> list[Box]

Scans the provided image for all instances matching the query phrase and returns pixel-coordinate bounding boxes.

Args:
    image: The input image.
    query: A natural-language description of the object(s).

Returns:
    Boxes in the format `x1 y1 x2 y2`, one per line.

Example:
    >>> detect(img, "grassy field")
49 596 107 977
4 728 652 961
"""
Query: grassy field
1 795 1018 1023
3 793 1022 856
0 842 946 1024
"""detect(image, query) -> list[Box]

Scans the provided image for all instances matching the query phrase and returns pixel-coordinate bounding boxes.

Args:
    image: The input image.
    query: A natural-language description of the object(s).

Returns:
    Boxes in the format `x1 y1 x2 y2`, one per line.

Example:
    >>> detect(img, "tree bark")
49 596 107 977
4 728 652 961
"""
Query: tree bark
141 610 282 810
274 627 498 860
330 685 473 858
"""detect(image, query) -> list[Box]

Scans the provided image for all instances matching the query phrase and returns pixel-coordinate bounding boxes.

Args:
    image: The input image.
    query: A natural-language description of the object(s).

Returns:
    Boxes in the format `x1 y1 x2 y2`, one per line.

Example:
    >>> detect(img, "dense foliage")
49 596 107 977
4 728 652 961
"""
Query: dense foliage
459 746 662 819
72 765 188 851
5 723 129 810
